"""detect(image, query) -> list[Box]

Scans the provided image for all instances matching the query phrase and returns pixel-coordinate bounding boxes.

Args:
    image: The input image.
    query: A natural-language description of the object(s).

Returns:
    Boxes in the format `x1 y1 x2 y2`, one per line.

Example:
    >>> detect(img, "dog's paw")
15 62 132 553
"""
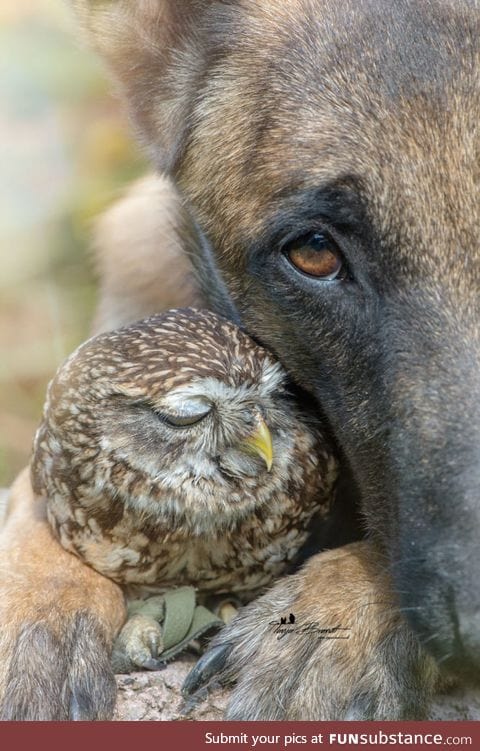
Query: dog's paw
0 610 117 721
112 613 165 673
0 469 126 720
184 542 439 720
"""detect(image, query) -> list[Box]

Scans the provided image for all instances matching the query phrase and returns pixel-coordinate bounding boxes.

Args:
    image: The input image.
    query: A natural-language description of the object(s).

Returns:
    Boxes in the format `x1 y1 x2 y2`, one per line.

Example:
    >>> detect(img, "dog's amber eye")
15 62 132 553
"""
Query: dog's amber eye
286 233 344 280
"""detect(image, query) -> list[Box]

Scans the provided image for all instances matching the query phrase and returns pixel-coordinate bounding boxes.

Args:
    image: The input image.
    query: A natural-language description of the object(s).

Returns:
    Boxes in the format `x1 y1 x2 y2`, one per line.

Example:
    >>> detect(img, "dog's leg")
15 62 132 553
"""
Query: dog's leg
0 468 126 720
185 542 439 720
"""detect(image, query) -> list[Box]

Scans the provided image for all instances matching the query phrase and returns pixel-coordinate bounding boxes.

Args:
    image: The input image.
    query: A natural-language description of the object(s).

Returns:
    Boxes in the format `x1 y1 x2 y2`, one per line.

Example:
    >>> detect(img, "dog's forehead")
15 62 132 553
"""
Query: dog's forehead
184 0 480 264
230 0 480 93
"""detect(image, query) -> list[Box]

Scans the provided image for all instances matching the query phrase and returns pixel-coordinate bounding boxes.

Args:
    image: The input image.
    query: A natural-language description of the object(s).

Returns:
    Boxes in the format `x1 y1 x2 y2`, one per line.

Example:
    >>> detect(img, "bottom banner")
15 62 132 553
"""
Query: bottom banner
0 721 477 751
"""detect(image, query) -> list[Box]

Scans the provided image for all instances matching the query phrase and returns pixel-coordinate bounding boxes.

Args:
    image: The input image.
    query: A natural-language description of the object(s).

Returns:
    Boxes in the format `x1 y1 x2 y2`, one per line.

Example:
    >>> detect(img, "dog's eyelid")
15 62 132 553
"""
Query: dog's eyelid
252 206 366 256
255 186 367 256
278 225 338 251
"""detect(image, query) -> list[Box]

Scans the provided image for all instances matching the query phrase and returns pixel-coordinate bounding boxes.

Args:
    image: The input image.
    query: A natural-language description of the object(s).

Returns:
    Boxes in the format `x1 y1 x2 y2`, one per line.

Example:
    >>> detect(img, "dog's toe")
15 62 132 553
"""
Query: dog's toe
188 542 439 720
182 643 233 696
0 612 116 721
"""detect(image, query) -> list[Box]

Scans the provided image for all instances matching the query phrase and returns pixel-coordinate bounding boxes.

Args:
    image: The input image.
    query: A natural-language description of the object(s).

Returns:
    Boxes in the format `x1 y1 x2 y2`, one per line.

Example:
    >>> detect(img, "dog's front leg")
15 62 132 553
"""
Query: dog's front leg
185 542 439 720
0 468 126 720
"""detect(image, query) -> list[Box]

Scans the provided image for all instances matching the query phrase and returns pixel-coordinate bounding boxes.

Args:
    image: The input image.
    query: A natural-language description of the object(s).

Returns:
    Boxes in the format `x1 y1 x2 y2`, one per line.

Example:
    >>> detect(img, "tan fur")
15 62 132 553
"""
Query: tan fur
202 542 440 720
92 175 204 333
72 0 211 169
0 469 126 717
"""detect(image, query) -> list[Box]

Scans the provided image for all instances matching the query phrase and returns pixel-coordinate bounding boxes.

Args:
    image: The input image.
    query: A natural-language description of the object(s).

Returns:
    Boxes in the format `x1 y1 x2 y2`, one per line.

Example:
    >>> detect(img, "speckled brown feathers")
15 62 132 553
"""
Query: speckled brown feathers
32 309 337 598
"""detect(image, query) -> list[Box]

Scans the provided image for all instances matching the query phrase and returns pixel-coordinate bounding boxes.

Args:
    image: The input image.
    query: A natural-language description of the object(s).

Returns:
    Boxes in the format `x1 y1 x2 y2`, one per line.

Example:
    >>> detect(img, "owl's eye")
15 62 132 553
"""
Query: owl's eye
158 408 211 428
284 232 345 280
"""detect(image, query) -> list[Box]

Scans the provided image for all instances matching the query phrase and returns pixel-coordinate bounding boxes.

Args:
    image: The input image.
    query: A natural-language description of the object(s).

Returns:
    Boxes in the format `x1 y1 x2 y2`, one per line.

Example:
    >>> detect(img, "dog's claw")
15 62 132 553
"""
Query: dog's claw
343 694 375 721
0 614 117 721
182 643 232 696
69 689 102 721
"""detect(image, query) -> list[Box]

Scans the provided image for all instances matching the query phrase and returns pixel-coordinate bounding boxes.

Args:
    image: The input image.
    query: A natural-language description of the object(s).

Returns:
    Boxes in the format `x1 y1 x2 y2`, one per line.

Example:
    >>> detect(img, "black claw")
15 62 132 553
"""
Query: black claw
138 657 167 671
182 643 232 697
69 691 95 721
344 693 375 721
68 671 117 721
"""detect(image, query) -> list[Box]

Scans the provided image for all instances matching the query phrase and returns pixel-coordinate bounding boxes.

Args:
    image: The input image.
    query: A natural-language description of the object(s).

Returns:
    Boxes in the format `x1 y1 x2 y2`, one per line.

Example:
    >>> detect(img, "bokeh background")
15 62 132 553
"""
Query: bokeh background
0 0 146 485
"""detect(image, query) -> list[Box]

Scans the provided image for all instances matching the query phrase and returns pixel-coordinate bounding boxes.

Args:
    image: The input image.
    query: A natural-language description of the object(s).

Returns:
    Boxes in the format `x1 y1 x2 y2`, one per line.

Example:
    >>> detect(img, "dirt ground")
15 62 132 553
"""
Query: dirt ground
114 660 480 722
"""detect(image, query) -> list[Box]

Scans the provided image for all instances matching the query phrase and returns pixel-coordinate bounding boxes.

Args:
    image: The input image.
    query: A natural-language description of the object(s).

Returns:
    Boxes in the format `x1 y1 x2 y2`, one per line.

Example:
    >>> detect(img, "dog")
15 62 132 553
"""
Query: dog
0 0 479 720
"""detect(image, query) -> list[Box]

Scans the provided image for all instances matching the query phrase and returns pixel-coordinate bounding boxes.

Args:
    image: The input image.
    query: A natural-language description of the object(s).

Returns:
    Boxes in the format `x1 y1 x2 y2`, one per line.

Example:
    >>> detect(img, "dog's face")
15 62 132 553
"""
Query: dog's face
77 0 480 679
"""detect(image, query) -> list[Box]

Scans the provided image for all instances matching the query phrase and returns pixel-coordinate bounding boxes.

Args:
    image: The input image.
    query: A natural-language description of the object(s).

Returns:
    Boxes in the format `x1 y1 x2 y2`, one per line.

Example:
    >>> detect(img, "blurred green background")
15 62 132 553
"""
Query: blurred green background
0 0 146 485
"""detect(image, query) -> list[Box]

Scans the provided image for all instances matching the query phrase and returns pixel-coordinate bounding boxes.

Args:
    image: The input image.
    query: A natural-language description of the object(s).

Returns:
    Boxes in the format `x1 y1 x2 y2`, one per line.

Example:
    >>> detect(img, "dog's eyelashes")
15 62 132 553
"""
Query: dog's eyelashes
284 232 346 281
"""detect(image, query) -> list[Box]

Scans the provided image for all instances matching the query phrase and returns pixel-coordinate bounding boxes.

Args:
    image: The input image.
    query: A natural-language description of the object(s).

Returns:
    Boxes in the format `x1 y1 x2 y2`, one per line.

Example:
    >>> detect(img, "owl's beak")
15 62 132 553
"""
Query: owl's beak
240 416 274 472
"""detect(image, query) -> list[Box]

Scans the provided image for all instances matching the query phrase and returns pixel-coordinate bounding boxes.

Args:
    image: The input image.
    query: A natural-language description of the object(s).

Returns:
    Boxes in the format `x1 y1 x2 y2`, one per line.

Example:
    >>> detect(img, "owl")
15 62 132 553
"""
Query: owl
31 308 338 668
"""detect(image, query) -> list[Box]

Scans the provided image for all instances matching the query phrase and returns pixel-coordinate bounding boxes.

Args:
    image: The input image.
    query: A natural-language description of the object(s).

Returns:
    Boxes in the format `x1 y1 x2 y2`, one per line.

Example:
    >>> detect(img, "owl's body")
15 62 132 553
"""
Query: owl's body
43 471 326 600
32 309 337 601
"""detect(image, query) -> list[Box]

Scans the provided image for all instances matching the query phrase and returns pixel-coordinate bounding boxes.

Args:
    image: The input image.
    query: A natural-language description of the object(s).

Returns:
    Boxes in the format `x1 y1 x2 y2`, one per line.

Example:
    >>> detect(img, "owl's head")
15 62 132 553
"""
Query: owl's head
33 309 320 533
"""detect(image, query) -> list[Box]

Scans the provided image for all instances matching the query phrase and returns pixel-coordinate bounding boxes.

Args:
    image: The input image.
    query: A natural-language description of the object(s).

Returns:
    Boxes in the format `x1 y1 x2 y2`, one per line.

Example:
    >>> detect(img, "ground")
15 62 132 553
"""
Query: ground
114 660 480 722
115 659 227 722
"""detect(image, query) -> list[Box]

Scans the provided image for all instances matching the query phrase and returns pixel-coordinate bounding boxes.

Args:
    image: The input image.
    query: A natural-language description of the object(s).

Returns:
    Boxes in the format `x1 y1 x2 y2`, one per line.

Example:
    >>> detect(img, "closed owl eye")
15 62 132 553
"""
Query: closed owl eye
156 407 212 428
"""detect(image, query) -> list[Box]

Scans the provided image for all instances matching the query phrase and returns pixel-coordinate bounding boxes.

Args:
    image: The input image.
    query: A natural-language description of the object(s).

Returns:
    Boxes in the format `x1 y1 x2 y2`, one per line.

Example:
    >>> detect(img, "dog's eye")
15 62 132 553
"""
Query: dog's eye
285 232 345 280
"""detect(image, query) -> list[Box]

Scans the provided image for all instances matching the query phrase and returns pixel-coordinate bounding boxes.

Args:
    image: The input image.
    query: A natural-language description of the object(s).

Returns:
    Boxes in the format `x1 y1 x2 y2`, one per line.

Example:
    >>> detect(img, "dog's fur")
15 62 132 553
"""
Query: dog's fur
0 470 125 719
0 0 479 719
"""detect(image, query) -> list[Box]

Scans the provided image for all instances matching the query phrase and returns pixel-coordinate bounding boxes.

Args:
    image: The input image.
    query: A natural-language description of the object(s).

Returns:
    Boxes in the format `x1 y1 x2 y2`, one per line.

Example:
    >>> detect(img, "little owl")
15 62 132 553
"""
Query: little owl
31 308 337 668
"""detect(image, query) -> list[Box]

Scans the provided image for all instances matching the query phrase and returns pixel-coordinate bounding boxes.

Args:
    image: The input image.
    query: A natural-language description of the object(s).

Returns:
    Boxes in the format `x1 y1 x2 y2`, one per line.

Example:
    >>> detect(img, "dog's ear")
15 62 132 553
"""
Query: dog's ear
72 1 219 171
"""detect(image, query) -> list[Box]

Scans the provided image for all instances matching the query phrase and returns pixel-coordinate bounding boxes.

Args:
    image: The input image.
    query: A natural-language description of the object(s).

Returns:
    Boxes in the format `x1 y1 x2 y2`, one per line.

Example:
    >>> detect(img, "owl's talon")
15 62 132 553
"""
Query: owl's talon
182 642 233 696
219 602 238 624
112 613 164 673
139 657 167 671
146 631 161 654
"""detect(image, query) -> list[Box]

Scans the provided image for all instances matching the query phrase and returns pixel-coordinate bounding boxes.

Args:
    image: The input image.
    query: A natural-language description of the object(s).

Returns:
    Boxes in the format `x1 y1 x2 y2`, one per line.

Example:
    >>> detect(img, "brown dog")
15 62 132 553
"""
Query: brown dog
1 0 479 719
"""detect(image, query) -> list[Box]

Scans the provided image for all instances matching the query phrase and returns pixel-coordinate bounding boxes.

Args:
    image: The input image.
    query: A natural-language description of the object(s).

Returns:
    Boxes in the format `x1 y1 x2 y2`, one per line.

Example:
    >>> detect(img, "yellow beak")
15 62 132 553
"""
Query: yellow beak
240 416 274 472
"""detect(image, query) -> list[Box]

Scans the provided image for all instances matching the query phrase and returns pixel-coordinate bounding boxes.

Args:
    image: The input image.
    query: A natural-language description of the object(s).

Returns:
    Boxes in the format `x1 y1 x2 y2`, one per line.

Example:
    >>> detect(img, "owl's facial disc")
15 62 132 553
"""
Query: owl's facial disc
160 377 279 478
217 415 273 479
